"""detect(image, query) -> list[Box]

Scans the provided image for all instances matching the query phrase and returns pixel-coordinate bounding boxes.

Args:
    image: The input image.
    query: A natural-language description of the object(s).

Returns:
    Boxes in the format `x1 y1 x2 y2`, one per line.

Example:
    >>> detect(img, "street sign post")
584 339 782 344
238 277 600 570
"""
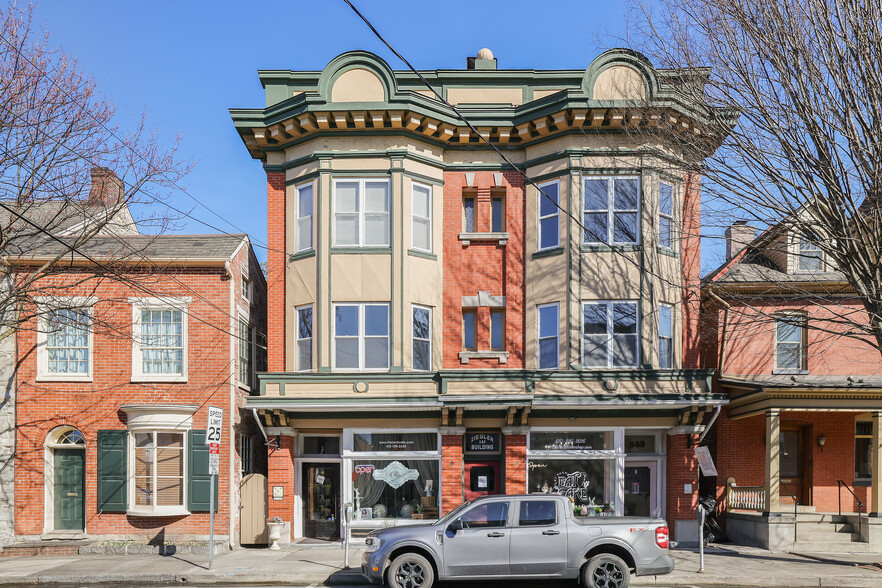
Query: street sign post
206 406 223 570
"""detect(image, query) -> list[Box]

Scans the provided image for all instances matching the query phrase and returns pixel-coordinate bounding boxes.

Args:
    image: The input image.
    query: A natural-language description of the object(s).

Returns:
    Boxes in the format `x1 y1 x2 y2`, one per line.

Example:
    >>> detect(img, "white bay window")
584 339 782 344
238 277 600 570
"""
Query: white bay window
334 303 389 371
334 179 390 247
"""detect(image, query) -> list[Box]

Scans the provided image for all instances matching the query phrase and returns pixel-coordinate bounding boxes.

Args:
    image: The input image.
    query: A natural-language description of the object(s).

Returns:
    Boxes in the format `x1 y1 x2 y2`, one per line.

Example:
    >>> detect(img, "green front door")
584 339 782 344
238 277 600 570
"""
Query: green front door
54 449 85 530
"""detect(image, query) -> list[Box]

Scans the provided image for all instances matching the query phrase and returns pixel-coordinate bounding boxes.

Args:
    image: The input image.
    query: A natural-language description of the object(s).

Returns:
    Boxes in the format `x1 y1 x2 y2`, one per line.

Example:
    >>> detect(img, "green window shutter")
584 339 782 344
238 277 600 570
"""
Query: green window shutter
188 430 218 512
97 430 127 512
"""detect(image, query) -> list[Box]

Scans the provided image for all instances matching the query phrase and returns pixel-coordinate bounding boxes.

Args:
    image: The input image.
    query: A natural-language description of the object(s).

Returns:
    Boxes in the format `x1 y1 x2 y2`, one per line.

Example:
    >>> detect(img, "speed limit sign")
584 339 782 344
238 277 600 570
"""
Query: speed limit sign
206 406 223 445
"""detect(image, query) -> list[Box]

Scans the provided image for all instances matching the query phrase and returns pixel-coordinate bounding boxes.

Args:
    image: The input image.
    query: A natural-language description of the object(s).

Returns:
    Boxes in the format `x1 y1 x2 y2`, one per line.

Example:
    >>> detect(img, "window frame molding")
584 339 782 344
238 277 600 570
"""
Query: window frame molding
295 303 314 372
537 179 561 251
129 296 191 383
411 304 432 371
537 302 560 370
295 181 315 253
411 181 433 253
332 302 391 372
332 177 391 248
581 299 641 369
583 175 642 246
127 429 190 517
35 297 96 383
658 181 676 252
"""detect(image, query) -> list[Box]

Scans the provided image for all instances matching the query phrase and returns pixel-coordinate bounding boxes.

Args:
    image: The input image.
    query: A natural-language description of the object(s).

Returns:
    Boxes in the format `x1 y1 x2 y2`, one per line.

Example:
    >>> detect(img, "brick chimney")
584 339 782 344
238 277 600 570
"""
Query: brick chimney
725 220 756 260
87 167 125 206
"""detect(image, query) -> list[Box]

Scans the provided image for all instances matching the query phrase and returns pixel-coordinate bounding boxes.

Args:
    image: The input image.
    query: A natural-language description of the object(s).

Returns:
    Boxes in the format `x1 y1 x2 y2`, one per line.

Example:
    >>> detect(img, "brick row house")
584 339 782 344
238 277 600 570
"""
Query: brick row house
4 170 267 550
703 221 882 550
229 48 728 543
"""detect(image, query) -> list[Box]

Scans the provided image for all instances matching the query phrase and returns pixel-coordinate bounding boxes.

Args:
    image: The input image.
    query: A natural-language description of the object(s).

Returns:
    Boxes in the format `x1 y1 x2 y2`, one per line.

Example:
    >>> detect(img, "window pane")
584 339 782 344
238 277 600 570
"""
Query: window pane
539 182 559 217
491 198 504 232
519 500 557 526
303 436 340 455
335 306 359 336
583 335 608 367
464 198 475 232
352 433 438 452
659 217 672 248
777 343 801 369
336 182 359 212
335 214 359 245
613 212 638 243
527 459 611 509
777 319 801 343
614 178 640 210
299 307 313 339
626 434 657 454
539 305 558 338
583 304 608 335
463 312 476 350
613 303 637 334
351 459 439 520
659 338 672 369
491 311 504 350
297 217 312 251
659 183 672 215
613 334 638 366
540 216 559 249
658 305 672 338
299 184 313 217
413 340 430 370
856 437 872 479
584 179 608 211
364 182 389 212
364 213 389 246
365 336 389 369
413 185 430 218
365 305 389 336
539 338 558 369
584 212 608 243
529 431 612 451
413 218 430 251
413 308 430 339
336 338 359 368
298 339 311 371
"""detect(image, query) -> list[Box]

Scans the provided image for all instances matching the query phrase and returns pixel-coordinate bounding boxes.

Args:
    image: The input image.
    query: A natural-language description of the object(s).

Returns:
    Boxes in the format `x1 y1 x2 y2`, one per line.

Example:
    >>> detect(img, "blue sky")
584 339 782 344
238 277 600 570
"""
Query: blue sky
34 0 727 272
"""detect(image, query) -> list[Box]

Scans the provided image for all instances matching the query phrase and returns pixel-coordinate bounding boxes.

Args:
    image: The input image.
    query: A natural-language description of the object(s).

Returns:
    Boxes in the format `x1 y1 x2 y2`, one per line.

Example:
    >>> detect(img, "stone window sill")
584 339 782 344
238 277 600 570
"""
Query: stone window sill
459 351 509 364
771 369 809 376
127 507 190 517
459 232 508 246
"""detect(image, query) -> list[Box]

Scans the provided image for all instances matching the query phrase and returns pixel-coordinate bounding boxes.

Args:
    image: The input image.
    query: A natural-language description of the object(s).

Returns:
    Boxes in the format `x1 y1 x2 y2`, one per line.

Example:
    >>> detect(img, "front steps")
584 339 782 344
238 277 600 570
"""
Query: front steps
790 514 870 553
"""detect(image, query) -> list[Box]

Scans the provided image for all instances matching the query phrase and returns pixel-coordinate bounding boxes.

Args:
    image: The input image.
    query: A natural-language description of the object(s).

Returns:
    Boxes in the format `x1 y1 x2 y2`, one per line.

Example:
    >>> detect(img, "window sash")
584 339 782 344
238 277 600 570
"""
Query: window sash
582 301 639 368
583 176 641 245
463 196 476 232
538 181 560 250
296 305 313 372
463 310 477 351
134 431 184 509
412 306 431 371
411 183 432 252
775 316 806 370
490 310 505 351
491 197 504 232
538 303 559 370
45 308 91 375
296 183 314 252
140 309 184 375
238 319 252 387
658 182 674 249
333 303 389 371
798 239 823 271
658 304 673 368
333 179 390 247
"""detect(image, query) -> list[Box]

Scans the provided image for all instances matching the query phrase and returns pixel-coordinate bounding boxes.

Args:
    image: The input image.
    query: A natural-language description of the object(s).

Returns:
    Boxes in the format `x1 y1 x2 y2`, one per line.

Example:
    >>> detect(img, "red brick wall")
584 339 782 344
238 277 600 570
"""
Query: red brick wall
266 435 295 522
681 172 702 369
666 433 699 538
504 435 527 494
13 261 255 539
441 435 464 514
442 172 525 368
266 172 286 372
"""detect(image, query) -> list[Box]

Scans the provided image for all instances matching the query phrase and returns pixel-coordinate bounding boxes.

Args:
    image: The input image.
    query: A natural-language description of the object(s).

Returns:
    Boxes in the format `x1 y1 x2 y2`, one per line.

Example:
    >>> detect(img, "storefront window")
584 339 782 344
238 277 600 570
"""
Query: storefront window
528 458 613 511
303 436 340 455
351 459 439 520
353 432 437 453
529 431 612 452
625 434 657 454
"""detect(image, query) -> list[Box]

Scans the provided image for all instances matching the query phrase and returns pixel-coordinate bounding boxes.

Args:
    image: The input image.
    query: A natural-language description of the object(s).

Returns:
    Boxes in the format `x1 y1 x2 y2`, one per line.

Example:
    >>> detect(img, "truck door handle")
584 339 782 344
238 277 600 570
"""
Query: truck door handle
487 532 505 538
542 530 560 535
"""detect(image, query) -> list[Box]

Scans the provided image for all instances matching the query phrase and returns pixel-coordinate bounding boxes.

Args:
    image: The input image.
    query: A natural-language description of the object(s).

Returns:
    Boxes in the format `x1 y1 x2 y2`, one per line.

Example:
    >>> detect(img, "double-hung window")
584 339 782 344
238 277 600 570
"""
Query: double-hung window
462 310 477 351
296 305 313 372
658 182 674 250
412 305 431 371
334 303 389 370
463 195 476 232
334 179 390 247
296 182 314 252
238 319 253 388
131 297 189 382
582 301 639 367
658 304 673 368
775 314 807 371
538 180 560 250
490 310 505 351
584 176 640 244
537 303 559 369
38 306 92 380
491 196 505 232
412 183 432 252
797 233 823 271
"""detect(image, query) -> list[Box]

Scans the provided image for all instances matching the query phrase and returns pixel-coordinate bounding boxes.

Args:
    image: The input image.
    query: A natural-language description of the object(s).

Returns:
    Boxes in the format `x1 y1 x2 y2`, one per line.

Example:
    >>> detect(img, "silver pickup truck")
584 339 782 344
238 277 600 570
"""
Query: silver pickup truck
361 494 673 588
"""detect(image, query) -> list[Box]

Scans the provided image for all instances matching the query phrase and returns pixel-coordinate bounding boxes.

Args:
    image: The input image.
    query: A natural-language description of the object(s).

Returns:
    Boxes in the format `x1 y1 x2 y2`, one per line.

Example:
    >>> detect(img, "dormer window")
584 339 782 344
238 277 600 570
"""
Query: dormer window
797 234 823 272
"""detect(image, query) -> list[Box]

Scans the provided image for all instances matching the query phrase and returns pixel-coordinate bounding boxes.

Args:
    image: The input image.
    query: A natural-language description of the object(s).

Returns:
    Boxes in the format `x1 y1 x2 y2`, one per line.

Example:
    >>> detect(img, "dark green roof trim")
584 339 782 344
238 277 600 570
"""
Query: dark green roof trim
532 247 565 260
289 249 316 262
407 249 438 261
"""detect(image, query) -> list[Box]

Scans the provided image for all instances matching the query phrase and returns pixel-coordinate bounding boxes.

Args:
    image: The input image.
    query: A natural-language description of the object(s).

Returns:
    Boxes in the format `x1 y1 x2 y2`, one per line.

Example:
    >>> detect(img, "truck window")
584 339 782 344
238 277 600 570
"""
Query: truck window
460 502 509 528
518 500 557 526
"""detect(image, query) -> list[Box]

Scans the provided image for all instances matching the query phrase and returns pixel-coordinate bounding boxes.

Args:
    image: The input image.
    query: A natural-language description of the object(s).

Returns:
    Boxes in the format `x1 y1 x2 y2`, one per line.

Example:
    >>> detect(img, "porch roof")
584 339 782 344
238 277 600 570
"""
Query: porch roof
721 375 882 418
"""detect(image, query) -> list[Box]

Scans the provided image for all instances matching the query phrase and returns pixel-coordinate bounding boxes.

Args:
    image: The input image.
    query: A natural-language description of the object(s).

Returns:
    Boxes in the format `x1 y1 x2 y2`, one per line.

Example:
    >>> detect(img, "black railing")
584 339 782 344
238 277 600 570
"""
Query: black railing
837 480 864 537
780 481 799 544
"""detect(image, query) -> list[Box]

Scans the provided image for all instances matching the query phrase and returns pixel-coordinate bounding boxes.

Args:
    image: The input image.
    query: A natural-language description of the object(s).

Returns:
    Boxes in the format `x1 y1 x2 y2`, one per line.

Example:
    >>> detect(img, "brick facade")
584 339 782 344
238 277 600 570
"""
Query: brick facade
266 172 286 372
440 434 464 513
267 435 295 523
666 433 700 539
503 434 527 494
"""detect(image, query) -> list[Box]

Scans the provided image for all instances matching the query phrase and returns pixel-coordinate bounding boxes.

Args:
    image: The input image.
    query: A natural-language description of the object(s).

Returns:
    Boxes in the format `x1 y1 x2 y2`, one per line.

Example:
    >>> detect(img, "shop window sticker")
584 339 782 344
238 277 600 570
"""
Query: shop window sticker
373 460 419 489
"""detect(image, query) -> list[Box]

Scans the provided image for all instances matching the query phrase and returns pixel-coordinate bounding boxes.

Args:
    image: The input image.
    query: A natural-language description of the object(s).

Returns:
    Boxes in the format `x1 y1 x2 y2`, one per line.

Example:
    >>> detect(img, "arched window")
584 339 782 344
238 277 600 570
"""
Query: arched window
46 426 86 448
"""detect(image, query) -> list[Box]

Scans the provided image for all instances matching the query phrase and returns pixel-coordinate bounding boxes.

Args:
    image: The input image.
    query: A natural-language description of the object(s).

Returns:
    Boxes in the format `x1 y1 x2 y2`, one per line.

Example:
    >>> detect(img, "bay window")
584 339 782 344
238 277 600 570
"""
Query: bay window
296 182 314 252
134 431 185 511
334 179 390 247
584 176 640 244
538 303 559 369
296 305 313 372
582 301 639 368
538 180 560 250
412 305 431 371
334 303 389 370
411 183 432 252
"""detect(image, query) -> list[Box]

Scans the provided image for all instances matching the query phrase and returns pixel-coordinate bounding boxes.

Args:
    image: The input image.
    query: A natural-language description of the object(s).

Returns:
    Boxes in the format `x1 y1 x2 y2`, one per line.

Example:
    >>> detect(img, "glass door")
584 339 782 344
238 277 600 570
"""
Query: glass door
624 461 657 517
302 463 340 540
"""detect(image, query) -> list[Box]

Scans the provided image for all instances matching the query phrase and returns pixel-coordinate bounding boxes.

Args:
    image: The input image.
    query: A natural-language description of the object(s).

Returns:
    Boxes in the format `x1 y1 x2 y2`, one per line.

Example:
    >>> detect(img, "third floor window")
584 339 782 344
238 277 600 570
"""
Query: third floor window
538 180 560 250
334 179 390 247
584 176 640 245
658 182 674 250
296 182 313 252
412 183 432 252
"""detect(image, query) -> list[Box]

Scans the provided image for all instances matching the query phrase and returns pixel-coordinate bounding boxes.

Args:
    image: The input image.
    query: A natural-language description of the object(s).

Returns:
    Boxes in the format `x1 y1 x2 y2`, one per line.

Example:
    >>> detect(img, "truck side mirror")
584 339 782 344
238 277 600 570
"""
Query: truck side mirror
448 518 463 533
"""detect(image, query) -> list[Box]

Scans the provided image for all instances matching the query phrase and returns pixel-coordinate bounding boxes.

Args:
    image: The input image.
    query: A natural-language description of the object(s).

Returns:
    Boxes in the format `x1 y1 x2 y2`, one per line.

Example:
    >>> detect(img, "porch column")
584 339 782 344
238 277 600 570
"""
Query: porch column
764 409 781 513
502 426 528 494
440 427 465 515
870 412 882 517
266 428 295 543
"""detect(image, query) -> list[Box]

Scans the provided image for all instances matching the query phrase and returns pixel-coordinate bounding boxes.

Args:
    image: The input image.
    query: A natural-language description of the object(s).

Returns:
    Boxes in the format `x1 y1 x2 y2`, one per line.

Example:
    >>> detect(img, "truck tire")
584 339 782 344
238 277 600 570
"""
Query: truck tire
581 554 631 588
387 552 434 588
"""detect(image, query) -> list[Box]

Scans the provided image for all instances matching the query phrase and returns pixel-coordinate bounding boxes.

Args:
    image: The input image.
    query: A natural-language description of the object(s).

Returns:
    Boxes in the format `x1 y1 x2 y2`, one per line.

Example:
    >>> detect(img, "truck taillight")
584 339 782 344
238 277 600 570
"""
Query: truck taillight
655 526 669 549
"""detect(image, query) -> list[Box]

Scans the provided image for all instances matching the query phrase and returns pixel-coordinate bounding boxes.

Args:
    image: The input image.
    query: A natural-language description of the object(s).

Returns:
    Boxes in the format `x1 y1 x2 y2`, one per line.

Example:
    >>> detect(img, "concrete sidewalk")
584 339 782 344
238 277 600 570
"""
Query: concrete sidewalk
0 544 879 586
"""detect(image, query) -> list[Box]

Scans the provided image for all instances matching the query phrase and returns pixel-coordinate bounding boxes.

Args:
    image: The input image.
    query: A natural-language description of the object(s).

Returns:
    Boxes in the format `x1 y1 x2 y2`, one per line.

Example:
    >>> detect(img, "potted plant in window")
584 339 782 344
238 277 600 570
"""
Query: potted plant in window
267 516 284 550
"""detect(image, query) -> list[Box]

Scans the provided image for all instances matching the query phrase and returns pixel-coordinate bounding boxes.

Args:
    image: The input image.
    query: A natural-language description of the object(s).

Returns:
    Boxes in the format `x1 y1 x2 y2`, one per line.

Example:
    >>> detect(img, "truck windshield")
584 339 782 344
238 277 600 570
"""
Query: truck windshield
436 500 474 525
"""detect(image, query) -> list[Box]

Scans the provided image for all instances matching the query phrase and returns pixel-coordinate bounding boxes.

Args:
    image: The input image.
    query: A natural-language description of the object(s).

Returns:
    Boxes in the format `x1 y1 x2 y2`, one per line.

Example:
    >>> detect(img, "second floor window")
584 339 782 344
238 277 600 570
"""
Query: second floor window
296 182 313 252
659 182 674 249
658 304 673 368
334 303 389 370
538 180 559 250
412 183 432 252
44 308 92 376
334 179 390 247
491 196 505 232
582 301 639 368
584 176 640 245
132 298 189 382
490 309 505 351
412 305 431 370
775 314 807 371
463 309 477 351
238 319 252 388
538 303 559 369
296 305 312 372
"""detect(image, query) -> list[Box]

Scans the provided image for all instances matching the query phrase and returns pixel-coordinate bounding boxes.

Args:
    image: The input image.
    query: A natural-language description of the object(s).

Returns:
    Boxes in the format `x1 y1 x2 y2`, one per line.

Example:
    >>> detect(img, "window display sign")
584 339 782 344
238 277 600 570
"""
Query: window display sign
351 459 439 520
353 433 437 452
465 432 500 454
529 432 610 451
528 459 610 509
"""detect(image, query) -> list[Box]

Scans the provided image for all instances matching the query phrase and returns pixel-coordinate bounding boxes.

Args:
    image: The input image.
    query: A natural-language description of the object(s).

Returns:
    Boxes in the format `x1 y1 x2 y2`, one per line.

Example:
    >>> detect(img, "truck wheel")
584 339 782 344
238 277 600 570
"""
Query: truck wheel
581 554 631 588
387 552 434 588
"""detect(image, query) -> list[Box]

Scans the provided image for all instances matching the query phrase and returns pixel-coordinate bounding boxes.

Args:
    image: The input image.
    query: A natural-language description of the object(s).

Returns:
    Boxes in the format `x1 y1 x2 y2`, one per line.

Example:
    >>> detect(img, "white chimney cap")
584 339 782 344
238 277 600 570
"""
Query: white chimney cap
477 48 494 60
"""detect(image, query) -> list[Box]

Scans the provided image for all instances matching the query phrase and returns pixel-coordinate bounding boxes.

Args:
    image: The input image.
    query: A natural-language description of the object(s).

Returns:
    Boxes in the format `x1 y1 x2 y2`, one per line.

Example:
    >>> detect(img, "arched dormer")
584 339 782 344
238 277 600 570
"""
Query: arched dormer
318 50 397 104
582 49 658 102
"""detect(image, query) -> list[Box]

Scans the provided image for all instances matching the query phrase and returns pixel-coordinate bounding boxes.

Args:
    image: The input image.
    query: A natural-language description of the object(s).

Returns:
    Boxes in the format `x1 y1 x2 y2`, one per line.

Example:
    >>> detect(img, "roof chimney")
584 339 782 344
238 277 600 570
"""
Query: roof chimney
467 48 497 70
725 220 756 260
88 167 125 206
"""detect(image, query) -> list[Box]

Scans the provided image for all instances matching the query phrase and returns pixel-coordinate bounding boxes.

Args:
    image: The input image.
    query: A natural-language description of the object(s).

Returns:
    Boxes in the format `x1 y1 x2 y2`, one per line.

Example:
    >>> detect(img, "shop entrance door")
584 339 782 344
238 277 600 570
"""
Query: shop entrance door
624 462 657 518
464 460 501 501
780 425 811 506
302 463 340 540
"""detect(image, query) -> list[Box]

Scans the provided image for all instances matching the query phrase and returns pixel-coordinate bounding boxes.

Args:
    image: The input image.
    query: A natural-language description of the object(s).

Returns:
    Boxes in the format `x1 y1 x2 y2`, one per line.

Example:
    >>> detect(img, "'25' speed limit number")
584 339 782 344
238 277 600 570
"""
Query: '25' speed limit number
206 406 223 445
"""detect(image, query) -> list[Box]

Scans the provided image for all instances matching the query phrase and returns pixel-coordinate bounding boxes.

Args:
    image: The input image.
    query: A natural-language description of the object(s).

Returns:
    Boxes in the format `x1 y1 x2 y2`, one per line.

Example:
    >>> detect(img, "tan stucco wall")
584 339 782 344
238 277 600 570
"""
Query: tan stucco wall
264 380 438 399
532 89 567 100
447 87 524 106
593 66 646 101
331 68 386 102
